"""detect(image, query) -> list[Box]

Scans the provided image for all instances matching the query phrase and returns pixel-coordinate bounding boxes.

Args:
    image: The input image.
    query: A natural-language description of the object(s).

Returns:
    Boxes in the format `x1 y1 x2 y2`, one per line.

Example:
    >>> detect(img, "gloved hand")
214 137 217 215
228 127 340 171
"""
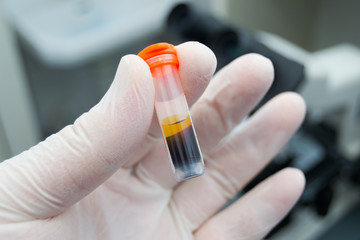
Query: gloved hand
0 42 306 240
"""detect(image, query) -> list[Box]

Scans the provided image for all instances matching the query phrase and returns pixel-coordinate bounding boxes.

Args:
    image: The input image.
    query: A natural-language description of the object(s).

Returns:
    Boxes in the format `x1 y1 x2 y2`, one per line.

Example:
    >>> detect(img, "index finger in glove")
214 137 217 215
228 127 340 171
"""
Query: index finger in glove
0 55 154 221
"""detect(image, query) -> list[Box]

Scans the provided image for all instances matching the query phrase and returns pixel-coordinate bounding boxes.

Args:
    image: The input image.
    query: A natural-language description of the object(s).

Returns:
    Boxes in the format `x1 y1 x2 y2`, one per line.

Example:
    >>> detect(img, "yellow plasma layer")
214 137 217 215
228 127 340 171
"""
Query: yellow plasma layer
162 115 192 138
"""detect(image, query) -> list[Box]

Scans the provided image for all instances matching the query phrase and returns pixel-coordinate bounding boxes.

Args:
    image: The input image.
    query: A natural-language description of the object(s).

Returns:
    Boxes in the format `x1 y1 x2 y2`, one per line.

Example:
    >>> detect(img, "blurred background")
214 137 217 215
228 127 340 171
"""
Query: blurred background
0 0 359 239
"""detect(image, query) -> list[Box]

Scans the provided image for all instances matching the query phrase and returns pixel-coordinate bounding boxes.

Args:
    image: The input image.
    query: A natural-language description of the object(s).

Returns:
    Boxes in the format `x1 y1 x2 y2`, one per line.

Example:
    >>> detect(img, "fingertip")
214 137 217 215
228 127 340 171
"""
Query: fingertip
247 167 306 227
94 53 156 160
194 167 306 239
279 167 306 196
230 53 274 90
175 42 217 104
176 41 217 76
112 54 155 109
242 53 274 80
283 92 307 118
256 167 305 223
272 92 307 127
208 53 274 105
255 92 306 135
116 54 152 84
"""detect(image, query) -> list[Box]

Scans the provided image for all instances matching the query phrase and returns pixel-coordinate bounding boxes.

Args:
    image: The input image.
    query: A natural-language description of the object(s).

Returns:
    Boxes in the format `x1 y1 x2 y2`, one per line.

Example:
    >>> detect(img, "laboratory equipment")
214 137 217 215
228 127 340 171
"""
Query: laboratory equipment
138 43 205 181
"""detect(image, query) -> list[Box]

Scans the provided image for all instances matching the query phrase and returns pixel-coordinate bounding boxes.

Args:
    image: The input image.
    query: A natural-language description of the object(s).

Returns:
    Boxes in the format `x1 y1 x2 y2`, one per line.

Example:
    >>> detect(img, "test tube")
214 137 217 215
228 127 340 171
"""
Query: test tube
138 43 205 181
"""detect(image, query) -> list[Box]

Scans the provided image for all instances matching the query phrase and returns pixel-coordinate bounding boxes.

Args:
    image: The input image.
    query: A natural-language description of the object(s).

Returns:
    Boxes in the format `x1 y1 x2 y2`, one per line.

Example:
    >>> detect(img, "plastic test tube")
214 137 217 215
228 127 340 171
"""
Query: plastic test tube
138 43 205 181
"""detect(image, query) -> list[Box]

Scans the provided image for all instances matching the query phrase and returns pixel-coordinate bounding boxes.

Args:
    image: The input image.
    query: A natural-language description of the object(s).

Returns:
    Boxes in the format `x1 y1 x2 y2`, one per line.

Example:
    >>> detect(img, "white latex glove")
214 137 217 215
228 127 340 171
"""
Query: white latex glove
0 42 306 240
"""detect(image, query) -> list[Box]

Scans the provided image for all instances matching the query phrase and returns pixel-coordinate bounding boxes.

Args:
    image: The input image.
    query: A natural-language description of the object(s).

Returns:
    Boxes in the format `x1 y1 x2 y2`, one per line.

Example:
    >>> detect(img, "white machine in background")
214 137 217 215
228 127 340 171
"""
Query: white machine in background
256 30 360 240
1 0 224 67
1 0 179 67
302 45 360 161
0 0 224 158
0 10 40 160
257 31 360 161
